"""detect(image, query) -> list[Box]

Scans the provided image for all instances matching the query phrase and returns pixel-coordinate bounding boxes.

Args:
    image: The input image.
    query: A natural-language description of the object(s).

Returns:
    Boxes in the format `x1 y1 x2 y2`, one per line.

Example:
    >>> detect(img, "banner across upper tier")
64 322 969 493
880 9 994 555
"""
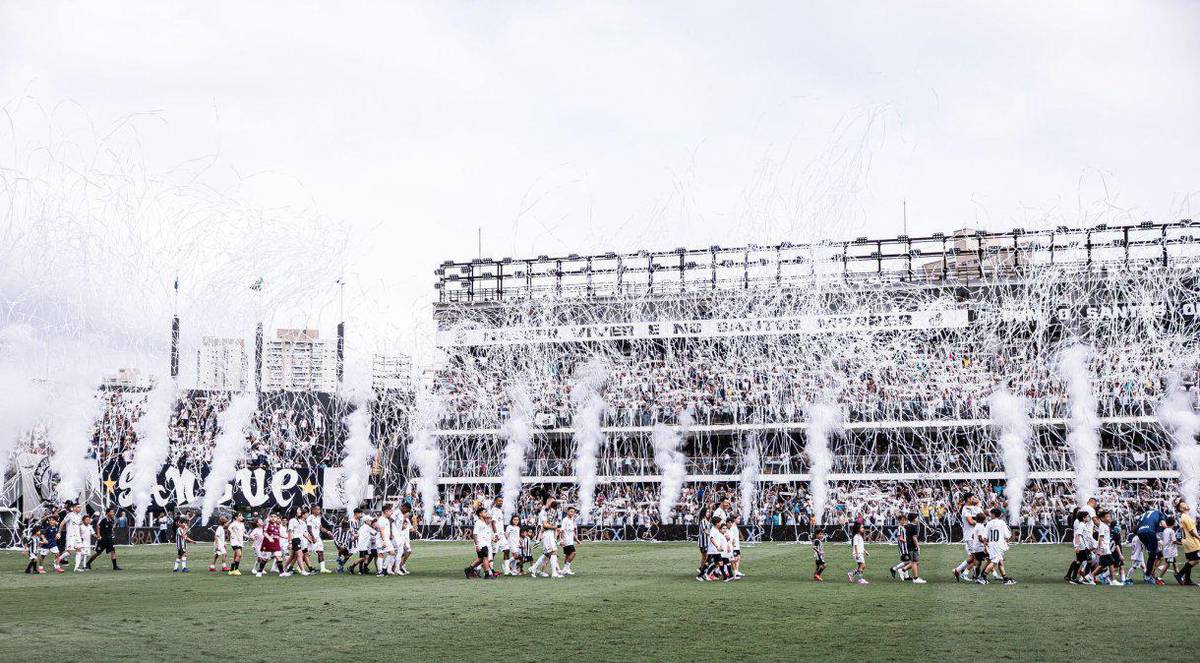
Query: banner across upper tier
437 308 970 348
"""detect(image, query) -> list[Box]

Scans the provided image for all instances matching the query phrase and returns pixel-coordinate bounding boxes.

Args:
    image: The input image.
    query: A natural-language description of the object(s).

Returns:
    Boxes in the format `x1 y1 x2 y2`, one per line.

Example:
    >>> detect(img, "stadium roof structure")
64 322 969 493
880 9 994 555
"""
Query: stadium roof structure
434 220 1200 308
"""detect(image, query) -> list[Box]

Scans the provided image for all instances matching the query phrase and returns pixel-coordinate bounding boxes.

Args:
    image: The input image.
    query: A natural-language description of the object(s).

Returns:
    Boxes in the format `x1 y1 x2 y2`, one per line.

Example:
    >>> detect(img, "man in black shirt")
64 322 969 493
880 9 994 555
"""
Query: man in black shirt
86 507 122 570
904 512 925 584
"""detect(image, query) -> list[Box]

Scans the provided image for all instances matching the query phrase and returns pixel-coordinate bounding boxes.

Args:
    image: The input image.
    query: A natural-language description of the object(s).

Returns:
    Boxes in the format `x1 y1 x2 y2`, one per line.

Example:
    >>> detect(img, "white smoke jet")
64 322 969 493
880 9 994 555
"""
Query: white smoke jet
499 384 535 520
1059 344 1100 507
0 326 47 479
48 384 104 503
407 390 445 521
339 402 375 511
570 358 608 523
129 377 178 526
653 408 693 522
804 403 842 525
1157 376 1200 510
989 388 1032 525
739 440 761 521
199 393 258 523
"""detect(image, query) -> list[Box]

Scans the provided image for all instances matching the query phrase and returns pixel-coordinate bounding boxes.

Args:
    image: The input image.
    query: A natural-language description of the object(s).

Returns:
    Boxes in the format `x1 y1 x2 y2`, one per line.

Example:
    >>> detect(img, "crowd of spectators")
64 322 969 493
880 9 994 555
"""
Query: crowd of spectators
431 339 1196 430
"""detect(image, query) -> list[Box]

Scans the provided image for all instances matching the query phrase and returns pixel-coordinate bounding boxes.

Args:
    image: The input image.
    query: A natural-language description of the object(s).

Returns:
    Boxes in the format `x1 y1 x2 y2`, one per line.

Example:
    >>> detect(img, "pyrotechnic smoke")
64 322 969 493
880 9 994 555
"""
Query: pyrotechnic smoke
340 402 375 511
804 403 842 525
1157 375 1200 510
129 377 178 526
989 388 1032 525
47 384 104 503
653 408 693 522
1059 344 1100 507
739 440 760 521
200 393 258 523
0 326 46 480
499 384 535 519
407 390 445 521
570 358 608 522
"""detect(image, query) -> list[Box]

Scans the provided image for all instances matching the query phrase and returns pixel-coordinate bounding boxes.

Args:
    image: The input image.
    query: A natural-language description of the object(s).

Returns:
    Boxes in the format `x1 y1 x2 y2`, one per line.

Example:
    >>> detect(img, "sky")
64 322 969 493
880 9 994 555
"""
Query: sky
2 1 1198 370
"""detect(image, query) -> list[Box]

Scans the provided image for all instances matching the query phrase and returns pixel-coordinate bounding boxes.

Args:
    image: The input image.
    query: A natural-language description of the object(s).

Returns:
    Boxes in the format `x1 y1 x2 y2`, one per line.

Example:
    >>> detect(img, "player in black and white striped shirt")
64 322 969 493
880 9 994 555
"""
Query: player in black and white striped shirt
812 528 827 581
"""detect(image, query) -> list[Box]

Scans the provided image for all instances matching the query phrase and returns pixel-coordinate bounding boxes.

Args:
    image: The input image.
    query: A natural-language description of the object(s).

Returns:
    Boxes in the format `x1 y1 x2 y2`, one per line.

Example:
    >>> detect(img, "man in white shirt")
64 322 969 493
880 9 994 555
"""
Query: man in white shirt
531 499 564 578
464 507 495 579
57 503 84 570
982 508 1015 585
376 504 396 577
307 506 333 574
395 503 415 575
488 497 507 568
953 494 983 582
560 506 579 575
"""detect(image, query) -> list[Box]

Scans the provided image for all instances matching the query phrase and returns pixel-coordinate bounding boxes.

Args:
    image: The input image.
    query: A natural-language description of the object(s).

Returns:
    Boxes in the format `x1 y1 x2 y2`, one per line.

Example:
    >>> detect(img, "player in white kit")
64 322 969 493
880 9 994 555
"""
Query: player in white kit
73 513 95 572
209 515 229 572
376 505 396 577
395 503 415 575
58 503 84 571
488 497 507 571
847 522 868 584
308 506 333 574
952 494 982 582
560 506 579 575
981 508 1016 585
503 515 522 575
227 512 247 575
530 499 564 578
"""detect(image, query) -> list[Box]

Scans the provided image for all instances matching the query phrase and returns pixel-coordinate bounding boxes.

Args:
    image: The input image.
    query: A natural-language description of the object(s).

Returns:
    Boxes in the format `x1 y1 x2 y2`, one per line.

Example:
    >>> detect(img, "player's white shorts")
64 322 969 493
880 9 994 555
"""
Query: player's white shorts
308 540 324 553
66 536 82 550
494 537 508 552
987 545 1006 562
214 544 226 555
853 552 866 564
541 532 558 553
79 545 92 556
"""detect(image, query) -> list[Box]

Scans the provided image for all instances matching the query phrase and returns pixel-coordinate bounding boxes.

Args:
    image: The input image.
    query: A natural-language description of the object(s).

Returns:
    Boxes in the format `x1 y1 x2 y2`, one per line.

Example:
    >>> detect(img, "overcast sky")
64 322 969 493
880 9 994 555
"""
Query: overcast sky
3 1 1198 363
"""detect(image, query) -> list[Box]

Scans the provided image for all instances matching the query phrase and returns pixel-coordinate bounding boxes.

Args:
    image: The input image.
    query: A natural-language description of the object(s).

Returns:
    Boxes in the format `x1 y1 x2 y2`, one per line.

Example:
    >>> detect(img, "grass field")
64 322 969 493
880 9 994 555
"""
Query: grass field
0 542 1195 662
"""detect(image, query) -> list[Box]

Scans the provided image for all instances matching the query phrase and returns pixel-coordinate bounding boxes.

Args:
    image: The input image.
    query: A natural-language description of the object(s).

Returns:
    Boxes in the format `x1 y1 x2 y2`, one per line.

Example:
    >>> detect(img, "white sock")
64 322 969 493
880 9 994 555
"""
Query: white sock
173 559 180 570
955 560 969 573
320 560 327 571
181 556 187 569
532 556 545 573
551 556 560 575
75 553 83 570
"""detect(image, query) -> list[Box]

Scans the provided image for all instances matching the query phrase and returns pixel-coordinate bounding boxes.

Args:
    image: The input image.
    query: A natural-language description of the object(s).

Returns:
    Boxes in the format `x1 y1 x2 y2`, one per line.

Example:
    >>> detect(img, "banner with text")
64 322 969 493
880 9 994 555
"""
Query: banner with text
438 308 969 348
102 462 325 512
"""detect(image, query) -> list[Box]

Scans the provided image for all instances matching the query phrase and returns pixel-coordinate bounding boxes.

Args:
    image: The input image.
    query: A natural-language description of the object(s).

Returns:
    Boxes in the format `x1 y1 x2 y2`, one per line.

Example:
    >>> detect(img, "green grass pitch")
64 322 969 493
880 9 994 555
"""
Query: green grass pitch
0 542 1194 662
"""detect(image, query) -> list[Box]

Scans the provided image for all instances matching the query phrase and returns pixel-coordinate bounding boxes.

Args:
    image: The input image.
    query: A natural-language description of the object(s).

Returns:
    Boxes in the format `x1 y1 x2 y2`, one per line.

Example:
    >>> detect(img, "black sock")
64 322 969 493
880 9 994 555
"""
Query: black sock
112 558 118 569
1066 561 1079 579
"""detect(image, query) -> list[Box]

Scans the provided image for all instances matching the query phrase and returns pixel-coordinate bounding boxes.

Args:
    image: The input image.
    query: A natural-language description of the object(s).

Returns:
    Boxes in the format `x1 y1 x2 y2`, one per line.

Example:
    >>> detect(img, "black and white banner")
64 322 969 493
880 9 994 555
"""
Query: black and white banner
103 462 324 511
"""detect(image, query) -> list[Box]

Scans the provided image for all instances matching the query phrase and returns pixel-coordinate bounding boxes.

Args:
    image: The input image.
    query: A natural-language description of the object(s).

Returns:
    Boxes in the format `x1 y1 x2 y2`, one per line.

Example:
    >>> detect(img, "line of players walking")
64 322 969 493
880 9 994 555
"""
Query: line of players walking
1063 497 1200 586
465 497 581 579
22 502 123 574
172 503 417 577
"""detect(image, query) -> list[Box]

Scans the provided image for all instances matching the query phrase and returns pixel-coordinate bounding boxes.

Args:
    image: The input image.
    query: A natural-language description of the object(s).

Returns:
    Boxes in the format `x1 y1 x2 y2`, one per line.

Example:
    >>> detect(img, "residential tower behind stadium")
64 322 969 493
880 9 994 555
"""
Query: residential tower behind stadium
428 220 1200 541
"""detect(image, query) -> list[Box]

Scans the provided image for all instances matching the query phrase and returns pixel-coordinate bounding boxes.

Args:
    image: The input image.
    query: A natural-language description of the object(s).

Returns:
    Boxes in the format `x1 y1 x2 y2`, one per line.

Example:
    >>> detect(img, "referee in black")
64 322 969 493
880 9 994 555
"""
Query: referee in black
86 507 123 571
